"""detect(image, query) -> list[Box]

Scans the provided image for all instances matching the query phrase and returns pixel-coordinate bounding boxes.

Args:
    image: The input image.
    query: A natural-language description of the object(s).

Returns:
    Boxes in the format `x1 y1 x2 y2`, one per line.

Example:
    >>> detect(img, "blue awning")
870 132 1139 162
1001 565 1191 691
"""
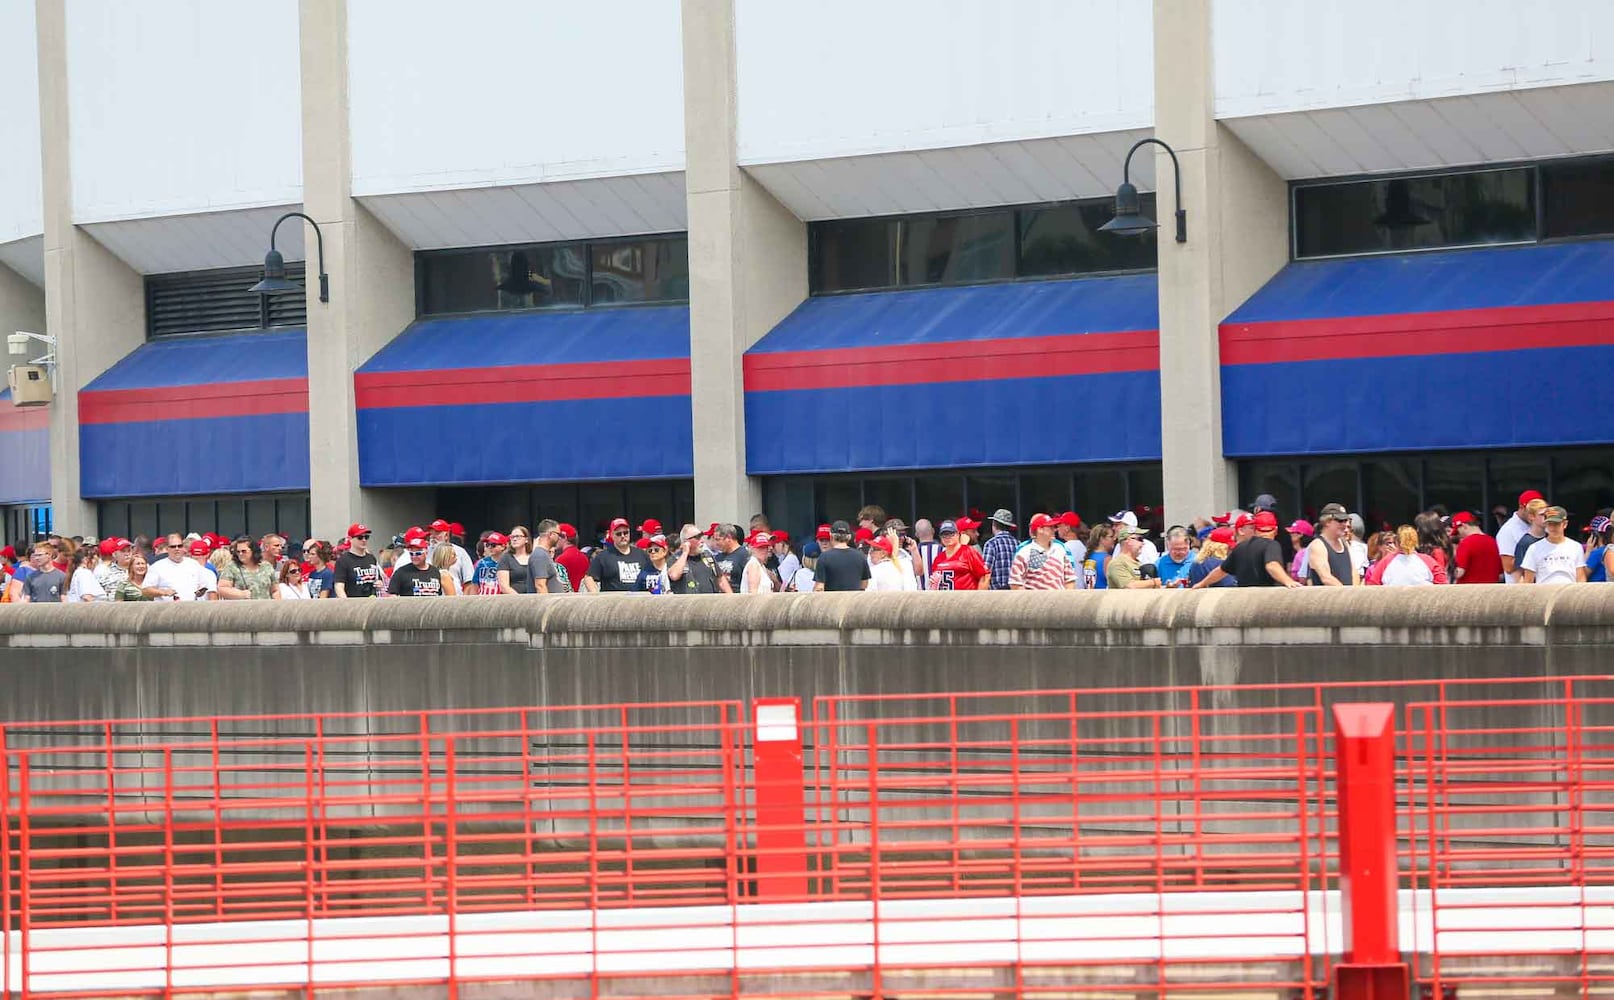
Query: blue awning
355 306 692 486
1220 241 1614 456
743 276 1161 475
78 330 309 497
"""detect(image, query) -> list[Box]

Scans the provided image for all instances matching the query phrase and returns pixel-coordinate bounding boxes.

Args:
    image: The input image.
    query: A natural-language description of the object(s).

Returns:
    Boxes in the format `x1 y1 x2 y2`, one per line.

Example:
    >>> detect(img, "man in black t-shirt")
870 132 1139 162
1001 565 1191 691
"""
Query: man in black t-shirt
387 535 444 596
333 523 382 598
814 521 871 592
1194 511 1301 589
584 517 654 592
668 525 720 594
710 525 750 593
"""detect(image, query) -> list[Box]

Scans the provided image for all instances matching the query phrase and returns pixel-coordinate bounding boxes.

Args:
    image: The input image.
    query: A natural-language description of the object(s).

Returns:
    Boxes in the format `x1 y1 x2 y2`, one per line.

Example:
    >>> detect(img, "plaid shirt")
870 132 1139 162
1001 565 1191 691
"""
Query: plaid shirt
982 531 1019 590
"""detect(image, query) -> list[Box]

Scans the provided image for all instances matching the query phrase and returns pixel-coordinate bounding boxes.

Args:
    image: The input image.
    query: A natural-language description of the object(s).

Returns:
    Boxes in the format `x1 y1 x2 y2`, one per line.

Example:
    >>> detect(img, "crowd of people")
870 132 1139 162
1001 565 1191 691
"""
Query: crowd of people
3 490 1609 604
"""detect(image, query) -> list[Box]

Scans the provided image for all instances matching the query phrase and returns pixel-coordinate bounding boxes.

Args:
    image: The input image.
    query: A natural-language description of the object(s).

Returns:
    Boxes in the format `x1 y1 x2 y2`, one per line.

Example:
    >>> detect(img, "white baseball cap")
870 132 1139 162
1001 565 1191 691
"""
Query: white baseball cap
1108 510 1139 530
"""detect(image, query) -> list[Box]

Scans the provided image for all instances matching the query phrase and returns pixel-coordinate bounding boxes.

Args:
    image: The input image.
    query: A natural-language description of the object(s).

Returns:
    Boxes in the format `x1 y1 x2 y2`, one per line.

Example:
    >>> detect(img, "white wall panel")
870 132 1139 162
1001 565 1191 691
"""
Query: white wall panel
0 1 43 246
1215 0 1614 119
65 0 302 223
737 0 1153 165
348 0 685 197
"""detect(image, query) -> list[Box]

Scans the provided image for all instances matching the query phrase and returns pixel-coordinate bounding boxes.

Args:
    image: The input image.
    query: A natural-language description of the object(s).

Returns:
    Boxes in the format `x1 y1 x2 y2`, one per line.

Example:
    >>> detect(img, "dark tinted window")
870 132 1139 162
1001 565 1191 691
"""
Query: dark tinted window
1019 196 1157 276
899 211 1014 285
591 237 689 305
417 235 686 316
811 218 899 292
1542 159 1614 239
1293 168 1535 258
810 197 1157 294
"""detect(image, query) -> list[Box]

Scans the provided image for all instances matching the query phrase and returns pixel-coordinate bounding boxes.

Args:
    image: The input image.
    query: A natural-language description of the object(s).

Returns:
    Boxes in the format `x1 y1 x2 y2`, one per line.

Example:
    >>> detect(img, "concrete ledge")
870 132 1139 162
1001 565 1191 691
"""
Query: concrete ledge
0 587 1606 725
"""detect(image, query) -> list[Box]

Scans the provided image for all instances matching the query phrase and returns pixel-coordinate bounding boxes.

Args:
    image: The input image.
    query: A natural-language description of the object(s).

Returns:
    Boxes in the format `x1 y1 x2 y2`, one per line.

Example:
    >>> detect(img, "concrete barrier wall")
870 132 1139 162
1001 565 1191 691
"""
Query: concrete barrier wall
1 587 1611 726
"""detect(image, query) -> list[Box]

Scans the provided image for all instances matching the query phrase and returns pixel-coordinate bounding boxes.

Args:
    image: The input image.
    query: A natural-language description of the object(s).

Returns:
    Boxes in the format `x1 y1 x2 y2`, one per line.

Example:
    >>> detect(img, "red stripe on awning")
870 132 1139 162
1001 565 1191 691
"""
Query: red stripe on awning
744 330 1159 392
353 358 691 409
78 378 310 425
0 404 49 432
1219 301 1614 366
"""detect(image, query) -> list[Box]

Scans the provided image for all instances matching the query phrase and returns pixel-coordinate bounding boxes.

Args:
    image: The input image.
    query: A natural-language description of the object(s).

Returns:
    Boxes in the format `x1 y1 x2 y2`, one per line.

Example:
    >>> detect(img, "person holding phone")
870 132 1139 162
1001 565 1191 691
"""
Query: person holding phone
667 524 720 594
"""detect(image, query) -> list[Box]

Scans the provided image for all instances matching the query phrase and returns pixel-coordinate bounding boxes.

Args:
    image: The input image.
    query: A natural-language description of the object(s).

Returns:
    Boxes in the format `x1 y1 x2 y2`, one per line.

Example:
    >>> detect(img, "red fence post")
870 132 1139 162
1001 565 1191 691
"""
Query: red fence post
751 698 809 900
1331 703 1408 1000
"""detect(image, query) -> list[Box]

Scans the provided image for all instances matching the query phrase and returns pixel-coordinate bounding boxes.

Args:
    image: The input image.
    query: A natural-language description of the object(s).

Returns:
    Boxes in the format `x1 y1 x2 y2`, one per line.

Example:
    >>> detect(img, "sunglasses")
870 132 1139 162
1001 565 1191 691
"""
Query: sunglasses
353 533 372 540
613 529 630 537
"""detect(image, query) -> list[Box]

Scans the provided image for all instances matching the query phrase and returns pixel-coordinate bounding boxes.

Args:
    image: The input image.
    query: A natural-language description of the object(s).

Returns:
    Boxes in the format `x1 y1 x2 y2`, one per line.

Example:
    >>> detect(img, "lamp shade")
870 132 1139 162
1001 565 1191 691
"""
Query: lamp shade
1099 182 1158 236
248 249 304 296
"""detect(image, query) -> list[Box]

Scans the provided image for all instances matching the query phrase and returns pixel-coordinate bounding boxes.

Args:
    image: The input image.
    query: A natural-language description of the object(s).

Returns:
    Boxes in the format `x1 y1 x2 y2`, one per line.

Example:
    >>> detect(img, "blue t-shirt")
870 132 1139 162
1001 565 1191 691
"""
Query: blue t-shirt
309 566 335 598
1156 552 1194 586
1588 545 1608 583
1189 556 1238 587
473 556 501 594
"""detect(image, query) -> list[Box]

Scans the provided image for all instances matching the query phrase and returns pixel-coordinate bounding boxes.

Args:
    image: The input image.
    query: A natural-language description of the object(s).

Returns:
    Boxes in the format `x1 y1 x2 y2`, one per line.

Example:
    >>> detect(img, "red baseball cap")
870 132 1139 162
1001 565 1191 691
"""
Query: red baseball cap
0 545 13 561
853 527 875 544
1209 527 1235 545
1233 513 1254 530
334 540 351 553
646 534 669 549
448 522 465 537
1028 513 1058 532
1450 511 1478 527
484 531 509 546
870 537 894 555
406 535 430 552
1253 511 1280 531
1286 519 1315 537
557 523 577 540
772 530 789 543
1058 511 1082 528
639 519 662 535
748 531 773 548
429 519 451 533
707 522 722 536
956 516 981 532
1211 511 1233 526
404 526 430 543
816 524 832 540
1519 490 1544 507
634 537 652 550
347 523 372 538
609 517 630 530
187 539 210 557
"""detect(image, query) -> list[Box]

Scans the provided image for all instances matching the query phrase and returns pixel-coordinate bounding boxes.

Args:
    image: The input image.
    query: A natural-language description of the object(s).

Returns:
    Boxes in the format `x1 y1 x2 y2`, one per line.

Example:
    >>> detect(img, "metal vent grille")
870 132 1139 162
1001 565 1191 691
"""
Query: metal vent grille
145 264 308 339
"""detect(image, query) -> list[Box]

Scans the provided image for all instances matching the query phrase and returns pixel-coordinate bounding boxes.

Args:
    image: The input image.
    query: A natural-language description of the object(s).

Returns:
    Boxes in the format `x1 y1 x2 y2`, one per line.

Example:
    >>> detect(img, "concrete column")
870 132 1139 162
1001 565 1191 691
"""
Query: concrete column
298 0 430 539
682 0 807 525
36 0 145 536
1152 0 1288 520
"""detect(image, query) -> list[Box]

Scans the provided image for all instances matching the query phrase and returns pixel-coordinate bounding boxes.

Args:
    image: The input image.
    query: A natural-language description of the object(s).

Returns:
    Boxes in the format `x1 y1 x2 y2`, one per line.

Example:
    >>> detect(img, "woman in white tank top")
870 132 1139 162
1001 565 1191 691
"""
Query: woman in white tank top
741 533 775 594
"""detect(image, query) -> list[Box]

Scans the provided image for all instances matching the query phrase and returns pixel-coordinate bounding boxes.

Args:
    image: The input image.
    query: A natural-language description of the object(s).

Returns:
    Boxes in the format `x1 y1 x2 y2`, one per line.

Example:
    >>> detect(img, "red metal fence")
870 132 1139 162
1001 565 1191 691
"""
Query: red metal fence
0 676 1607 1000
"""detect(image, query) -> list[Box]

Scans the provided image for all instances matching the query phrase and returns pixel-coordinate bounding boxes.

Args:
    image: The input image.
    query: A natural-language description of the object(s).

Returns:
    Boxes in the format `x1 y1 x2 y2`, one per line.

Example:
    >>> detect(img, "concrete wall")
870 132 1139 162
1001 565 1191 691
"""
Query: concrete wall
1213 0 1614 118
64 0 302 222
347 0 685 196
0 1 42 248
0 588 1608 729
735 0 1152 163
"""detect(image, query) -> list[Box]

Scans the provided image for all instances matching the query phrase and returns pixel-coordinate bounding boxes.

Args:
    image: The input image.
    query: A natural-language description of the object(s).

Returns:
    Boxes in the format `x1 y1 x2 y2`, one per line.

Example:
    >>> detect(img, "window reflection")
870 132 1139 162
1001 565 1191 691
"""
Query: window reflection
417 235 687 316
809 196 1159 295
900 212 1014 286
1019 196 1157 277
1294 168 1535 258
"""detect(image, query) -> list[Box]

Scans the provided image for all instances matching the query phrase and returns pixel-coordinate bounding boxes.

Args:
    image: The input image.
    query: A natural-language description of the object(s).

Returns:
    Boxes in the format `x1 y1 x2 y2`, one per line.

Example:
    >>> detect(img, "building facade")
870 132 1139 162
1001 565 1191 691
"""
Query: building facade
2 0 1613 548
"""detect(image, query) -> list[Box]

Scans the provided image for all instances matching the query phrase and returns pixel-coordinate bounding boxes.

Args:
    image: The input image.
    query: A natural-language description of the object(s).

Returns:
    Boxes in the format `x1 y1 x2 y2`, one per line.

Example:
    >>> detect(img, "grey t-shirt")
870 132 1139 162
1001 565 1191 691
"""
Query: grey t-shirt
22 568 66 603
529 547 560 593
